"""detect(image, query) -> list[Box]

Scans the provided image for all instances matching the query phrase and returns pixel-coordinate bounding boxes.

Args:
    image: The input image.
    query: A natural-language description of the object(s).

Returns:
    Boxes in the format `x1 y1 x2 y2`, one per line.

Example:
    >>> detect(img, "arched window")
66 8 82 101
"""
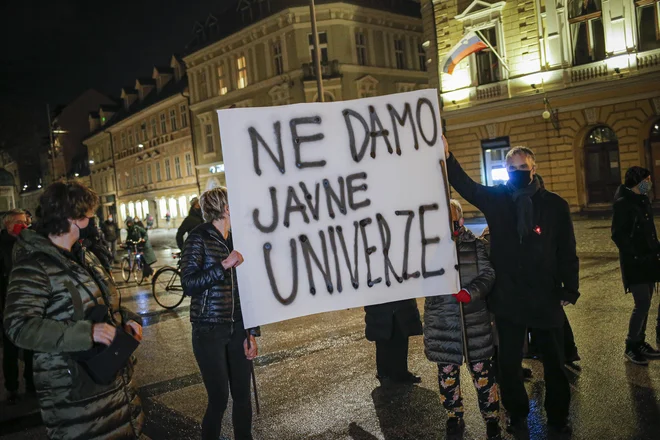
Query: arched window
584 126 620 203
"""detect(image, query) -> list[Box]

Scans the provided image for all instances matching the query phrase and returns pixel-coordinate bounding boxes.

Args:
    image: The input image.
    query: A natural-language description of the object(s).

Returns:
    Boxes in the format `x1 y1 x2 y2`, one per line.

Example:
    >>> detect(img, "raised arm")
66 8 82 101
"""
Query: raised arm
4 258 94 353
180 232 227 297
443 137 495 214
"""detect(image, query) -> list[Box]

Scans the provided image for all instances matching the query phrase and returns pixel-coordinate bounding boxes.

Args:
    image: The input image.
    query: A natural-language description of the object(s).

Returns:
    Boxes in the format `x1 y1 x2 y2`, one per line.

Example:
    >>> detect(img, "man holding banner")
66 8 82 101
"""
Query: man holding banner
444 141 579 439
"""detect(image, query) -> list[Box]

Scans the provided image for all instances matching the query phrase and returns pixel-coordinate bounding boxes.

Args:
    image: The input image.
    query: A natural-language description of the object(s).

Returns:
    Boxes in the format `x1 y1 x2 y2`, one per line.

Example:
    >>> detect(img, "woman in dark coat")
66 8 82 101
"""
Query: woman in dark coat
180 187 259 440
424 200 500 440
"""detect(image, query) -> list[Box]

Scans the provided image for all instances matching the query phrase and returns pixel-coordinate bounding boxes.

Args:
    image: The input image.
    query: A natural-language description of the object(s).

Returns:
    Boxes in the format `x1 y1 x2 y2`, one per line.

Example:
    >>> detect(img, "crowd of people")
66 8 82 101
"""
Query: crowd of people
0 138 658 440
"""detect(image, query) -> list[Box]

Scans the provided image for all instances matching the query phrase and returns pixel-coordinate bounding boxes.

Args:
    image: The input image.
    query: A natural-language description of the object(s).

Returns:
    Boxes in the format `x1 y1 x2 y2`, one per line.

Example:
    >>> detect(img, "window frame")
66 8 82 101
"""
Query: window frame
273 40 284 75
170 108 178 131
217 64 228 95
147 164 153 184
174 156 182 179
204 125 215 153
160 113 167 133
155 162 162 182
180 104 188 128
394 38 405 69
185 153 193 176
356 31 368 66
199 70 209 100
481 137 511 186
417 42 427 71
141 122 148 140
636 0 660 51
308 31 329 64
165 158 172 181
237 55 249 89
472 26 503 86
151 117 157 137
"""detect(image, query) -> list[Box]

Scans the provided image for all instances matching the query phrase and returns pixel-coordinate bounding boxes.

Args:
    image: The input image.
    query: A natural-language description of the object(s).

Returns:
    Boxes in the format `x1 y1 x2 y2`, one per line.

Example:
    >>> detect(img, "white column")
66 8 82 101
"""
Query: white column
368 28 376 66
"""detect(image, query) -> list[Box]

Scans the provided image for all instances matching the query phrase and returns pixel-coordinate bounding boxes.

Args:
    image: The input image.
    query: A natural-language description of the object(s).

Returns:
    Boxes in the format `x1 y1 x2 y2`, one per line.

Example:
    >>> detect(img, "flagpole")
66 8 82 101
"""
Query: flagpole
474 29 510 72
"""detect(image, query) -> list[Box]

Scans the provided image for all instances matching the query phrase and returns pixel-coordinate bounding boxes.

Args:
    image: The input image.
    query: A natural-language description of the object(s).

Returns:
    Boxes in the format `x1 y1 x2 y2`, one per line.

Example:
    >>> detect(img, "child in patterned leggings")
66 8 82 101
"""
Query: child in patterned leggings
424 199 501 439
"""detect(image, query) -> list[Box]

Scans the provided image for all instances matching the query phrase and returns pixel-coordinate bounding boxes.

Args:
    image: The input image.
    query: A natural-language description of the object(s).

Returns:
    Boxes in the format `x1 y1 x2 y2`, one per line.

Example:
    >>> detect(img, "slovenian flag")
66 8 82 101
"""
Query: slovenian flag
442 31 488 75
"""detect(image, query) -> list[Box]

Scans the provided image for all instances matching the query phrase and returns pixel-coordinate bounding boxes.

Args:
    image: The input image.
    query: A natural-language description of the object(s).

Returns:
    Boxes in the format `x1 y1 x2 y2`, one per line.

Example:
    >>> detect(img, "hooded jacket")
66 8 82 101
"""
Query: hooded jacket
3 230 143 440
424 228 495 365
611 184 660 290
176 207 205 250
126 224 156 265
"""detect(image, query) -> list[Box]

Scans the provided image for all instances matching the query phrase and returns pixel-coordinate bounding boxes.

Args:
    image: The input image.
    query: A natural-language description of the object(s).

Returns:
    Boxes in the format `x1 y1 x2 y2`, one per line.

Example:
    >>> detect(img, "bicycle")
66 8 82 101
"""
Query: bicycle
120 240 147 286
151 251 185 309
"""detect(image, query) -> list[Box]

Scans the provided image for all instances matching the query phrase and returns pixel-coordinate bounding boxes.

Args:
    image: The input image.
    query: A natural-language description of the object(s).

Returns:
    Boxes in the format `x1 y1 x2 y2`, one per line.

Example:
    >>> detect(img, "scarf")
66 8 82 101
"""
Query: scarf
507 176 541 241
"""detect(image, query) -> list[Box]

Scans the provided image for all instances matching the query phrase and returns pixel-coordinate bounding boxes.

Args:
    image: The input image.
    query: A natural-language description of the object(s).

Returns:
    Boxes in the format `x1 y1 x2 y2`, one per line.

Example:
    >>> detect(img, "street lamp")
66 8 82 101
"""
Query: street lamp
89 160 95 164
74 173 79 177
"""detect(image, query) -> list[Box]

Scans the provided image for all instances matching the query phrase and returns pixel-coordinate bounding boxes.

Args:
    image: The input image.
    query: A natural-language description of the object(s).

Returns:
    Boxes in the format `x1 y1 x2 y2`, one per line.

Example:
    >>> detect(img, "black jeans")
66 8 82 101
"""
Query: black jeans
2 330 34 393
496 317 570 425
192 321 253 440
375 321 409 380
626 283 659 346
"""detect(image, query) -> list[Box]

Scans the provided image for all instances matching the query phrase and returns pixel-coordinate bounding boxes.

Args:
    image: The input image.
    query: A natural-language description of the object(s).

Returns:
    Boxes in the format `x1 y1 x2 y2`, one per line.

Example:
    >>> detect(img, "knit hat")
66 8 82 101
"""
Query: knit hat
624 166 651 188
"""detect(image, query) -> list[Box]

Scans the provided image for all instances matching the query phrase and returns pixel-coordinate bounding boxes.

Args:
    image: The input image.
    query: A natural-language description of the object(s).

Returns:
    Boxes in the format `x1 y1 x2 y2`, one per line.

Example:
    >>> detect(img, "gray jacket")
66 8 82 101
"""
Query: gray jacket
423 228 495 365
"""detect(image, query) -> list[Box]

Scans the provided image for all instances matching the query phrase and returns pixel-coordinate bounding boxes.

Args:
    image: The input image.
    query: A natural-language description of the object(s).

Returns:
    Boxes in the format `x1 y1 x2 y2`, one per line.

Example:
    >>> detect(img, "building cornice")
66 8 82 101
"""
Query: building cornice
106 94 187 133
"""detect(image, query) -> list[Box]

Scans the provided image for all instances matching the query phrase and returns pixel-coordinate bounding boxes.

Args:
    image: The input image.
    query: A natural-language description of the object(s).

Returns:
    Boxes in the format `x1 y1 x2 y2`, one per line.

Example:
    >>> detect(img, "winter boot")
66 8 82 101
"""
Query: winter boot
446 417 465 439
486 418 502 439
639 342 660 359
625 343 649 366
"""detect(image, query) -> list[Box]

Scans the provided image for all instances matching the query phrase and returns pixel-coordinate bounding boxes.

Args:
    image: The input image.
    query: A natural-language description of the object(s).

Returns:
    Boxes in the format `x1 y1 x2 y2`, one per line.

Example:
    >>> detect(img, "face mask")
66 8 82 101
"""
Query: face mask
508 170 532 189
638 180 652 195
75 217 95 240
11 223 27 236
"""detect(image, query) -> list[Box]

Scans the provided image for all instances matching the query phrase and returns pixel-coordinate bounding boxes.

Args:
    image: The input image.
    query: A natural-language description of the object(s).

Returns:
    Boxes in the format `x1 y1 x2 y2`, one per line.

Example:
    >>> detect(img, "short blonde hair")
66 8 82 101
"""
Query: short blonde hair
449 199 463 220
505 146 536 165
200 187 229 222
3 209 26 228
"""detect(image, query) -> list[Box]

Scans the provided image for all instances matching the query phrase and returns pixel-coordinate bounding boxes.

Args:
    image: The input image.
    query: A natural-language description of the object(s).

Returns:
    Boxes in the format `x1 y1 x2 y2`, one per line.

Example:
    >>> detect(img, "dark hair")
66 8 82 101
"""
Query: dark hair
38 181 99 236
624 166 651 188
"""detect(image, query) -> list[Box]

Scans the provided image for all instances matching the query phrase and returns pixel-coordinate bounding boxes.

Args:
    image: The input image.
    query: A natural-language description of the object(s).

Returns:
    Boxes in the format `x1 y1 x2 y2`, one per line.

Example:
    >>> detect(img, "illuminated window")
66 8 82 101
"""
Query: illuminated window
205 125 214 153
128 202 135 218
160 113 167 133
142 200 149 216
356 32 367 66
170 108 178 131
178 196 187 218
273 41 284 75
474 28 501 85
569 0 606 66
159 198 167 218
120 203 127 221
216 65 228 95
185 153 193 176
481 137 511 186
165 158 172 180
637 0 660 51
418 42 427 71
180 104 188 127
394 38 405 69
175 156 182 179
136 200 143 219
308 31 328 63
169 198 178 218
237 56 249 89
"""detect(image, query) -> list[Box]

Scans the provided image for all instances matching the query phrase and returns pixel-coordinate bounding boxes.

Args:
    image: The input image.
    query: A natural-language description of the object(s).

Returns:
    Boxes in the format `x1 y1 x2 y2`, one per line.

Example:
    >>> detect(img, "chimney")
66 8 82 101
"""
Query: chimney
121 87 137 110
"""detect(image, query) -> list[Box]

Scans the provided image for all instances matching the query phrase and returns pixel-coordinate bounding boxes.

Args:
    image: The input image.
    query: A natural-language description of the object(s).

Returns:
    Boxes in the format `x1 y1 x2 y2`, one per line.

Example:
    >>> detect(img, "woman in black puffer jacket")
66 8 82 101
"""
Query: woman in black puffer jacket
424 200 501 440
180 187 259 440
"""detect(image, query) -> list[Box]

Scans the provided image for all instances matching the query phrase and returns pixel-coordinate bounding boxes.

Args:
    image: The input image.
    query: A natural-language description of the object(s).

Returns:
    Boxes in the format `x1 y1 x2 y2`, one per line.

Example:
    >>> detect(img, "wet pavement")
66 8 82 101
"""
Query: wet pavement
1 222 660 440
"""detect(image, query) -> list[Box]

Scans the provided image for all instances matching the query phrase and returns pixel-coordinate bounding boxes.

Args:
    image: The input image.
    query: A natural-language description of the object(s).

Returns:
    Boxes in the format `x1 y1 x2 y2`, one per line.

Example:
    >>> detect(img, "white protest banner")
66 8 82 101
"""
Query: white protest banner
217 89 459 328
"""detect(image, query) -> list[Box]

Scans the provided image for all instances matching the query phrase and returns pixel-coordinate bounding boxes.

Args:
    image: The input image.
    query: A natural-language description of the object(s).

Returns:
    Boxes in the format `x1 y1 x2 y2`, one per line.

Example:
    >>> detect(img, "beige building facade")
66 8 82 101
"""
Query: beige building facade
84 56 200 227
421 0 660 216
184 0 429 191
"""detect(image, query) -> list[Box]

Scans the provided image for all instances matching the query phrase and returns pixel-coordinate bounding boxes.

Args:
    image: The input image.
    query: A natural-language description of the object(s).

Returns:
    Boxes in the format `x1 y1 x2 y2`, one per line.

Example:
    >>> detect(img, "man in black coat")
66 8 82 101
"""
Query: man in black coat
0 209 34 404
444 140 579 438
101 214 120 262
364 299 423 386
611 166 660 366
176 197 204 251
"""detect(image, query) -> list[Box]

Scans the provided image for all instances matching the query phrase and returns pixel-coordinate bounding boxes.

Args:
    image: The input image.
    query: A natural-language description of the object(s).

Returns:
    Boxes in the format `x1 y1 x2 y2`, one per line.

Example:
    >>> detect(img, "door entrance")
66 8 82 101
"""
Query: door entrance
585 126 620 204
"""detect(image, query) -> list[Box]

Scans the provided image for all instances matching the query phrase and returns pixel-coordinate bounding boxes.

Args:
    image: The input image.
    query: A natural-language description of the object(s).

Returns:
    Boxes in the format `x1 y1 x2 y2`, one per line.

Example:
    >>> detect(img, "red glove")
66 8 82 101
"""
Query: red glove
453 289 471 303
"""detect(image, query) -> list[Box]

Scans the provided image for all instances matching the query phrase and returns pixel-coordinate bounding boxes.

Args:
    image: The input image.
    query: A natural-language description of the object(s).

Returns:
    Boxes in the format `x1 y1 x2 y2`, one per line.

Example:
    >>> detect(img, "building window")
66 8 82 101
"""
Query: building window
120 203 127 221
394 38 405 69
174 156 182 178
475 28 502 85
159 198 167 219
637 0 660 52
273 41 284 75
170 109 178 131
165 159 172 180
160 113 167 133
155 162 162 182
217 64 228 95
418 43 427 71
308 31 329 63
356 31 367 66
147 164 153 184
180 105 188 127
569 0 606 66
121 132 127 150
585 126 620 203
205 125 214 153
128 128 134 147
132 168 138 187
199 70 209 100
178 196 187 219
141 122 148 140
185 153 193 176
138 167 144 185
237 56 249 89
169 198 178 218
128 202 135 219
482 137 511 186
151 117 157 137
125 174 130 189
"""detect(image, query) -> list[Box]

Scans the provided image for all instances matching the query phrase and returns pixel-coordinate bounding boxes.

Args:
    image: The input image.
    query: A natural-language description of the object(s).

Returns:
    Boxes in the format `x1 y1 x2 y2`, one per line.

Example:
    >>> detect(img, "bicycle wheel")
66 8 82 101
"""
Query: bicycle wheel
120 258 131 282
134 257 145 286
152 267 184 309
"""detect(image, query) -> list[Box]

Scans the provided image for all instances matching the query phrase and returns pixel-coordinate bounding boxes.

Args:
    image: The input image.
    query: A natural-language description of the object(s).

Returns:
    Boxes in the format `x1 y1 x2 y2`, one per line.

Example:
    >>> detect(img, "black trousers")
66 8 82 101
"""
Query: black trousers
192 321 253 440
2 330 34 393
528 310 577 358
626 283 658 346
375 321 409 380
496 317 570 425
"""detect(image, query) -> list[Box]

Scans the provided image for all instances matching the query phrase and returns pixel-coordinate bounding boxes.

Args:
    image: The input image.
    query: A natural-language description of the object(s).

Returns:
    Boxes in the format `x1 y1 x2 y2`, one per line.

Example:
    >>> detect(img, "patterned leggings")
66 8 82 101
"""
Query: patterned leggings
438 360 500 421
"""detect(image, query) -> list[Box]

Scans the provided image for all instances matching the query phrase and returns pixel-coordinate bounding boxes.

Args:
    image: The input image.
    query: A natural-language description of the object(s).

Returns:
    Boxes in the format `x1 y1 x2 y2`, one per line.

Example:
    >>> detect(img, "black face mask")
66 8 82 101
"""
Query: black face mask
76 217 95 241
452 221 461 236
508 170 532 189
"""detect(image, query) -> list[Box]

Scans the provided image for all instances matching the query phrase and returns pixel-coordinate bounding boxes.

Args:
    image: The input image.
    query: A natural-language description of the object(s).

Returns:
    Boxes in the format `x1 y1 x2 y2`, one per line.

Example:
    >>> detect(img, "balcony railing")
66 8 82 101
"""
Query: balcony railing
302 60 341 80
475 82 508 102
569 61 608 83
637 48 660 71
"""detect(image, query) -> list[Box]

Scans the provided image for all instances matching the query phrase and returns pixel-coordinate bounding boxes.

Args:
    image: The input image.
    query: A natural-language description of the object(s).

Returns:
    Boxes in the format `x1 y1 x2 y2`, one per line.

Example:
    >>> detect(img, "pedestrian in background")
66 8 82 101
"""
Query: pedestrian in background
102 214 120 262
165 211 171 229
180 187 259 440
444 139 579 439
1 209 34 405
612 166 660 366
176 197 204 251
125 218 156 279
424 200 501 440
3 181 144 439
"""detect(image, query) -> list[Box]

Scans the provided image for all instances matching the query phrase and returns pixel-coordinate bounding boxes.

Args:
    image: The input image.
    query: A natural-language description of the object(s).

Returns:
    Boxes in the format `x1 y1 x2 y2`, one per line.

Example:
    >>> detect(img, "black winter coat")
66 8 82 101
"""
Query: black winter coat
364 299 423 342
101 220 119 242
180 222 243 324
0 229 18 313
447 154 580 328
176 208 204 250
611 185 660 290
424 228 495 365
